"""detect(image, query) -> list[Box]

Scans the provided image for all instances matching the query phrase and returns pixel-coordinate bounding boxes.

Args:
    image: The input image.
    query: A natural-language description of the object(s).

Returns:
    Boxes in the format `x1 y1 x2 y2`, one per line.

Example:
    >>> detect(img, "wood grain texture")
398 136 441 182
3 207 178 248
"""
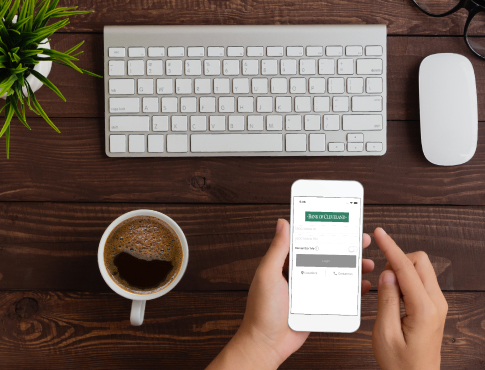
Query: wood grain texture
0 291 484 370
1 203 483 291
2 119 485 205
58 0 485 36
25 34 485 121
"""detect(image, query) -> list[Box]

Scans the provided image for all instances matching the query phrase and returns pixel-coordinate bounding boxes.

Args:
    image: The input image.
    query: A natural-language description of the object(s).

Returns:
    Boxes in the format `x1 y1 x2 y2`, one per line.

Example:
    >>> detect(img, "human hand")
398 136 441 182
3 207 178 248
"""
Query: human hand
207 218 374 370
372 227 448 370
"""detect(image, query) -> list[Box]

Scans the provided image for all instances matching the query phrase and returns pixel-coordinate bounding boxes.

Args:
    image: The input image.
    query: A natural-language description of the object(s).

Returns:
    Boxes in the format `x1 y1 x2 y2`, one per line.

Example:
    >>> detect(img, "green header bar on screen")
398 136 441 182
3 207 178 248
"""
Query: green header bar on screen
305 212 349 222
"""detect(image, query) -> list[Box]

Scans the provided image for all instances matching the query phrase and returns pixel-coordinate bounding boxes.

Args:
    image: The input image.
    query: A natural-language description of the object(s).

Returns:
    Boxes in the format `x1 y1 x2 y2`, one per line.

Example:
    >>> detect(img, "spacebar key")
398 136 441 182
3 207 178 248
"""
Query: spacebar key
191 134 283 152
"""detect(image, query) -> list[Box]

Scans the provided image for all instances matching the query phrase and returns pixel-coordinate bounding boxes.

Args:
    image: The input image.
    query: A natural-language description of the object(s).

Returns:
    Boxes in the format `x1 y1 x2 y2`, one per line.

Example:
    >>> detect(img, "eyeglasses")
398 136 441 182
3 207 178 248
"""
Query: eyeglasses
412 0 485 59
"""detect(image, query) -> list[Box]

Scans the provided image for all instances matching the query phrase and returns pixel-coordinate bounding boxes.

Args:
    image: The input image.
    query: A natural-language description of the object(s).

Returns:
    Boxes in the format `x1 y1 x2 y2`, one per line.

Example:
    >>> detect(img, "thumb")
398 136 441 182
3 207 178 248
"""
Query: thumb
259 219 290 275
374 270 404 343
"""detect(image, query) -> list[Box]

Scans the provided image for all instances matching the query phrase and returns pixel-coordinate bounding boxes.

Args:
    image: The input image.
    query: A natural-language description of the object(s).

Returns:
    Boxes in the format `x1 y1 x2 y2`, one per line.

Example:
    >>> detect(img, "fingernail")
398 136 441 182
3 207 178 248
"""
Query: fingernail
276 219 284 232
381 271 396 285
379 227 387 235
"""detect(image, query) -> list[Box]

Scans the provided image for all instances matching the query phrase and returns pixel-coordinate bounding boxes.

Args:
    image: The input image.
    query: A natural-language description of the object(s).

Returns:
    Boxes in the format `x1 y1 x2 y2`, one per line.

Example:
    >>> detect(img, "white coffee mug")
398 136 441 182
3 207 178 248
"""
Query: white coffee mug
98 209 189 326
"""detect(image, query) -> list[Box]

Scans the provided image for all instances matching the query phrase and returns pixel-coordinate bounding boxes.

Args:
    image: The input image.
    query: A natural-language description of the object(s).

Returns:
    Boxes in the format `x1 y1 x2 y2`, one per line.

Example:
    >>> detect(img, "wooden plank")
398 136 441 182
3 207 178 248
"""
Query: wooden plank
1 203 483 291
26 34 485 120
0 291 483 369
59 0 484 36
2 119 485 205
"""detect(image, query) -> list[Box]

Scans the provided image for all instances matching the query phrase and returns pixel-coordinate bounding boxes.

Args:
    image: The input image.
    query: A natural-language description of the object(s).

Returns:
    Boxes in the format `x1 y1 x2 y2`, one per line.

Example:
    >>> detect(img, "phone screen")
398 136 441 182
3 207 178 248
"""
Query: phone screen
290 196 362 316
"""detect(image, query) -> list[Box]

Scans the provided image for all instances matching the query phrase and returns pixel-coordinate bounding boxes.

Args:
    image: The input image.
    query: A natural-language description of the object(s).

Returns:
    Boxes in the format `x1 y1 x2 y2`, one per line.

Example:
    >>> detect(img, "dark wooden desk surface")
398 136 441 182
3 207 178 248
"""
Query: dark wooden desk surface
1 1 485 368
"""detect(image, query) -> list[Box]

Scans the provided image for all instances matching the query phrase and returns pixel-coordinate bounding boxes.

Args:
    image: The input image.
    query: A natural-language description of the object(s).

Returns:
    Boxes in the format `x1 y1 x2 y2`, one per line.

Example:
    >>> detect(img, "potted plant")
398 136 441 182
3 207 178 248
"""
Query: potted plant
0 0 100 158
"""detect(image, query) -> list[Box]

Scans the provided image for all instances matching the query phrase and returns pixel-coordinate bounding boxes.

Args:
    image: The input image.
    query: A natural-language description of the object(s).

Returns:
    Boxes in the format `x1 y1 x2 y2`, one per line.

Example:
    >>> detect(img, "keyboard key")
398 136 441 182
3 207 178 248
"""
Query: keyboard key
110 135 126 153
324 115 340 130
191 134 283 152
200 97 216 112
343 115 383 130
326 46 343 56
252 78 268 94
352 96 383 112
366 142 383 152
219 97 235 113
242 60 259 75
181 97 197 113
309 78 325 93
176 78 192 94
147 60 164 76
337 58 354 75
309 134 326 151
290 78 306 93
228 46 244 56
286 134 307 152
109 60 125 76
157 79 173 94
348 142 364 152
172 116 188 131
257 97 273 112
295 97 311 112
333 96 349 112
210 116 226 131
142 97 159 112
357 58 383 75
267 115 283 130
347 133 364 142
128 47 145 57
366 77 383 93
185 60 202 76
110 98 139 113
318 59 335 75
109 47 125 57
205 60 221 75
109 79 135 95
161 97 178 112
304 115 320 130
109 116 149 131
346 46 363 56
300 59 316 75
168 47 185 57
276 96 292 112
306 46 324 56
286 115 302 131
191 116 207 131
233 78 250 94
281 59 297 75
148 47 165 57
129 134 145 152
248 115 264 130
188 47 205 57
347 77 364 94
153 116 169 131
238 96 254 112
229 115 245 131
366 45 383 56
271 78 288 94
128 60 144 75
262 59 278 75
328 142 345 152
328 77 345 94
166 60 183 75
223 60 240 75
214 78 230 94
138 79 154 94
148 135 164 152
167 134 188 152
287 46 304 56
195 78 211 94
267 46 284 56
208 47 225 57
247 46 264 57
314 96 330 112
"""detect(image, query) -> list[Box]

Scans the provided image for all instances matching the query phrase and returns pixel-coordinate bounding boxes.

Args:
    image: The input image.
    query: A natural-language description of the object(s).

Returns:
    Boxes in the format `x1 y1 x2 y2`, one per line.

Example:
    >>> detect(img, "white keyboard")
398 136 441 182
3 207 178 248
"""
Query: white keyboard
104 25 387 157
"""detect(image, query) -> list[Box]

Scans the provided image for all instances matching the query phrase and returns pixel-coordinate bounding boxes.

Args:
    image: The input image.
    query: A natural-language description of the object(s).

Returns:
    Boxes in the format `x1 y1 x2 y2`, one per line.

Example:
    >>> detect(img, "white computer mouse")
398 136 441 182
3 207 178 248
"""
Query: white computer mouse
419 53 477 166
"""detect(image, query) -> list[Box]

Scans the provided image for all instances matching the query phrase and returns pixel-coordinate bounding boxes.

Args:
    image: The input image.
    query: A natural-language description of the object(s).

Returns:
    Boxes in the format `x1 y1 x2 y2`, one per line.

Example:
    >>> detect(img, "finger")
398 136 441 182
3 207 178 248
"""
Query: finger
259 219 290 275
362 280 372 295
363 233 371 249
363 259 375 274
374 270 405 344
374 227 430 313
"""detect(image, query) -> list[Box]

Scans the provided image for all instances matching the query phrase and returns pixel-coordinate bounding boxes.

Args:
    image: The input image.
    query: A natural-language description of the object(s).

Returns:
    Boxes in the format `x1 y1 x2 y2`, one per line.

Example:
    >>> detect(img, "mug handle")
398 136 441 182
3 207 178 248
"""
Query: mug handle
130 300 146 326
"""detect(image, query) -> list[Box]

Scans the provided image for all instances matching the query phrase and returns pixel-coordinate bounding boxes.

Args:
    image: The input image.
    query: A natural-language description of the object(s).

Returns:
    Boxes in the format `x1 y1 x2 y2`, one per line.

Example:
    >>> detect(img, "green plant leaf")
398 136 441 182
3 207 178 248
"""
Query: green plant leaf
0 102 14 137
29 68 65 101
5 122 10 159
27 83 60 133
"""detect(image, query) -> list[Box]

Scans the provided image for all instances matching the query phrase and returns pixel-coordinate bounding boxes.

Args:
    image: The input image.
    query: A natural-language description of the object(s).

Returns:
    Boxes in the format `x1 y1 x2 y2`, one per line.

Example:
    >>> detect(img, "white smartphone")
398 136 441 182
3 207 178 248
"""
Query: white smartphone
288 179 364 333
